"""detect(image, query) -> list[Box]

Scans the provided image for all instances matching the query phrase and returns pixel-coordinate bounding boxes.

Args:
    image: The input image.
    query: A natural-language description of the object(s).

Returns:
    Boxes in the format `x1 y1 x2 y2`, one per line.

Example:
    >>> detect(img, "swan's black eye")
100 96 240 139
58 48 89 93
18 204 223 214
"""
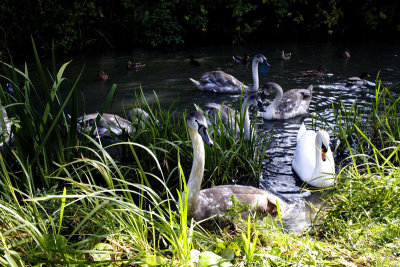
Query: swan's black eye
321 143 328 153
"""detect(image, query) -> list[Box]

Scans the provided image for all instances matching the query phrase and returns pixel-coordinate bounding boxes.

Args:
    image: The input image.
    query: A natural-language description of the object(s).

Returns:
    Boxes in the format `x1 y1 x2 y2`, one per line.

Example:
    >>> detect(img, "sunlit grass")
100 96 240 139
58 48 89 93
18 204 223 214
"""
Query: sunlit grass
1 42 399 265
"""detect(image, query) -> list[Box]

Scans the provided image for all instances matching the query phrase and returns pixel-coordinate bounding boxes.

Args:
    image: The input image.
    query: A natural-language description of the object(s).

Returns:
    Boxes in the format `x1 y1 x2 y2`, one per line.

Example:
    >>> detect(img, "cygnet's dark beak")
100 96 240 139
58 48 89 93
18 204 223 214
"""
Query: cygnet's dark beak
263 59 270 67
198 125 213 147
260 90 267 101
257 100 266 112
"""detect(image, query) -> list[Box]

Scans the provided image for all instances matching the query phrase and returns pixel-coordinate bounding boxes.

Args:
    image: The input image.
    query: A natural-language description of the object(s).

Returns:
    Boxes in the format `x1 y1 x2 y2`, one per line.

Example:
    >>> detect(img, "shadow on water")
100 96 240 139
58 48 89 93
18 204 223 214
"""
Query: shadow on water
59 41 400 233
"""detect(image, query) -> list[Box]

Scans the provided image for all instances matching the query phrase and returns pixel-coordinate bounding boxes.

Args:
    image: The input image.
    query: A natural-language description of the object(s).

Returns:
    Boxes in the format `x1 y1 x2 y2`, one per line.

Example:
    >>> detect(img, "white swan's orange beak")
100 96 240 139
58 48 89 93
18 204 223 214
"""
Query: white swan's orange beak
321 143 328 161
321 152 327 161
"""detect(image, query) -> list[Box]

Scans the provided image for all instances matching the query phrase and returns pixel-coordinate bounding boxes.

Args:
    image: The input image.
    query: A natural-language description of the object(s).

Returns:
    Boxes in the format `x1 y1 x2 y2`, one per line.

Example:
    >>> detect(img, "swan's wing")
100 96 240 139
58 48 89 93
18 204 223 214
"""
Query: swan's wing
200 70 244 88
275 89 312 115
296 123 307 142
197 185 293 221
275 90 301 113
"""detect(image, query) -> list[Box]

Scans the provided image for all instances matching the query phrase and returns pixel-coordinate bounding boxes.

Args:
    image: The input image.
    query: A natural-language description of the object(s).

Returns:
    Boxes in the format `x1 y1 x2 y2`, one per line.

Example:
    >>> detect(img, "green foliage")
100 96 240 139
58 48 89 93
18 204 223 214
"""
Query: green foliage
2 0 400 56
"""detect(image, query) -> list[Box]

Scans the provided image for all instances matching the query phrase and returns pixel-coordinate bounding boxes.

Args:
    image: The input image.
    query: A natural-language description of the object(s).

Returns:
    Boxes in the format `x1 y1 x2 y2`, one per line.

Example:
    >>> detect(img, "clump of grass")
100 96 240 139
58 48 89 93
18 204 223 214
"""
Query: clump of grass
312 79 400 265
321 78 400 167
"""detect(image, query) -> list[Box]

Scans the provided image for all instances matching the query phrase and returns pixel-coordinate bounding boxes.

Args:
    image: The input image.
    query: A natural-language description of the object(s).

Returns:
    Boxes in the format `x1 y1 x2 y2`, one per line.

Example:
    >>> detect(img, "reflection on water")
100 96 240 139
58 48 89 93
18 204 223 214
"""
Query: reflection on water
65 41 399 232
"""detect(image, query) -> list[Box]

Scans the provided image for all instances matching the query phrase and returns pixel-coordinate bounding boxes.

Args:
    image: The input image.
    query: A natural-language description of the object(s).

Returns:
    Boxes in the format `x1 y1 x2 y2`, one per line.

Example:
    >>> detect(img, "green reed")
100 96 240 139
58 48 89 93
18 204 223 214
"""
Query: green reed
319 78 400 168
0 40 85 189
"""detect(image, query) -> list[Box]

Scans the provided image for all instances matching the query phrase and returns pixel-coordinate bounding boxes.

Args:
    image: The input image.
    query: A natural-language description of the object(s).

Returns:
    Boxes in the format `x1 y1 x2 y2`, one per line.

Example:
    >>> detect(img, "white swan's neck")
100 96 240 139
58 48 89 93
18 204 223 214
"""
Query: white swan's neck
314 144 323 171
265 85 283 114
312 139 334 187
241 100 251 141
187 128 205 215
249 60 260 91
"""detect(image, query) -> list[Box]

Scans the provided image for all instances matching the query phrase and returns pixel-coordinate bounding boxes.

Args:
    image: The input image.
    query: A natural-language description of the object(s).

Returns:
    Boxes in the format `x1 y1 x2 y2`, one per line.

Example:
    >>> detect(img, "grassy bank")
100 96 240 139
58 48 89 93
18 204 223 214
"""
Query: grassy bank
1 48 399 265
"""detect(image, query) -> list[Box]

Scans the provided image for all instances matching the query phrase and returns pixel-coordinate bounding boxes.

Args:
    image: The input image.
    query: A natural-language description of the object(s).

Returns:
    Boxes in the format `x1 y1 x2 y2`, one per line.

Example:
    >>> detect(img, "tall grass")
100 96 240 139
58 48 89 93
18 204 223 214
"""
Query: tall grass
320 79 400 167
0 42 272 265
312 80 400 264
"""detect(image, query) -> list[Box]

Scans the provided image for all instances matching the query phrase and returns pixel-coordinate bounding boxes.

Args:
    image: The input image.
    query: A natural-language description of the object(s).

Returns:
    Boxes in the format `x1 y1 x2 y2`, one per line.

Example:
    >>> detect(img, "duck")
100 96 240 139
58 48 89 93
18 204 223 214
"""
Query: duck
190 54 270 94
127 60 146 71
188 55 200 66
233 53 249 64
261 82 313 120
280 51 291 60
185 110 294 225
77 113 132 138
97 70 110 80
345 72 371 87
302 65 326 78
291 123 335 188
342 49 351 59
204 94 265 141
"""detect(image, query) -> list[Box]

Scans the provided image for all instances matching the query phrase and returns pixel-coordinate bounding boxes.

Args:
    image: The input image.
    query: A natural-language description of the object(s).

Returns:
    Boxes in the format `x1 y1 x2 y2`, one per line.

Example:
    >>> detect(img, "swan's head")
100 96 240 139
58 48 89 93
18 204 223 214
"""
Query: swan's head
260 82 283 100
245 94 266 112
316 131 330 161
253 54 270 67
187 111 214 147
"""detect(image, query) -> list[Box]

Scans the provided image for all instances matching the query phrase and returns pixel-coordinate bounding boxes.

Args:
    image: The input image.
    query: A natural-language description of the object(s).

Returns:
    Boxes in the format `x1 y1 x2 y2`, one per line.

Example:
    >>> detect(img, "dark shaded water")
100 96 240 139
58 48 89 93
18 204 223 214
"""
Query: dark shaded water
66 41 400 232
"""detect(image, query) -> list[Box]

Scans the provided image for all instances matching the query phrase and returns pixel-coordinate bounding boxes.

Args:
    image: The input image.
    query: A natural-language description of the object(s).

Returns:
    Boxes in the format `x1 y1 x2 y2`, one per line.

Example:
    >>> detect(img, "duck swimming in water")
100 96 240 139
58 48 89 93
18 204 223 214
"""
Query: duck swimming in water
97 70 110 80
280 51 292 60
302 65 326 78
232 53 249 64
261 82 313 120
292 123 335 188
345 72 371 87
127 60 146 71
188 55 200 66
190 54 270 94
342 49 351 59
204 94 265 141
185 110 293 226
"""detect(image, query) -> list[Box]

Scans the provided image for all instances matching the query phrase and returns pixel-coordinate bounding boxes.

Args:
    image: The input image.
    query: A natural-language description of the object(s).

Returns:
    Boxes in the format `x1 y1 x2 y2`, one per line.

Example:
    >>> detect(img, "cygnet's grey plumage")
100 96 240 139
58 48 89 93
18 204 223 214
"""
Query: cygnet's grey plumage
189 54 270 94
204 94 265 140
77 113 132 137
185 110 293 226
261 82 313 120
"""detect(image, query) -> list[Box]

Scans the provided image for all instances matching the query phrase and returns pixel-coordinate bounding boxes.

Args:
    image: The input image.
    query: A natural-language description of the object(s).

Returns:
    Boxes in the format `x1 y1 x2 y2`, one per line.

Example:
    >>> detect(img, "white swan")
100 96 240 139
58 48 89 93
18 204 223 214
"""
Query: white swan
261 82 313 120
185 110 293 225
204 94 265 141
291 123 335 188
189 54 270 94
77 113 132 137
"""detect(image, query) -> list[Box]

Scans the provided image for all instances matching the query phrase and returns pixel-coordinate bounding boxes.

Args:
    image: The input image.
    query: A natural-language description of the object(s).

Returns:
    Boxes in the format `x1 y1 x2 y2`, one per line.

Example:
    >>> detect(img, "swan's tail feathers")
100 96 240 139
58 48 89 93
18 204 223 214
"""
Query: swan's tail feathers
307 85 313 91
189 78 203 90
278 202 296 220
297 123 307 142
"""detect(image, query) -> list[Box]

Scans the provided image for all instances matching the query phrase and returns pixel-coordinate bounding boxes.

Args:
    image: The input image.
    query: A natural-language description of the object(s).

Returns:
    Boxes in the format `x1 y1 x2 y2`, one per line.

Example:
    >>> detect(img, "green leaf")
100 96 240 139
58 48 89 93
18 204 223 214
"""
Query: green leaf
220 247 235 261
145 255 166 266
91 242 113 261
